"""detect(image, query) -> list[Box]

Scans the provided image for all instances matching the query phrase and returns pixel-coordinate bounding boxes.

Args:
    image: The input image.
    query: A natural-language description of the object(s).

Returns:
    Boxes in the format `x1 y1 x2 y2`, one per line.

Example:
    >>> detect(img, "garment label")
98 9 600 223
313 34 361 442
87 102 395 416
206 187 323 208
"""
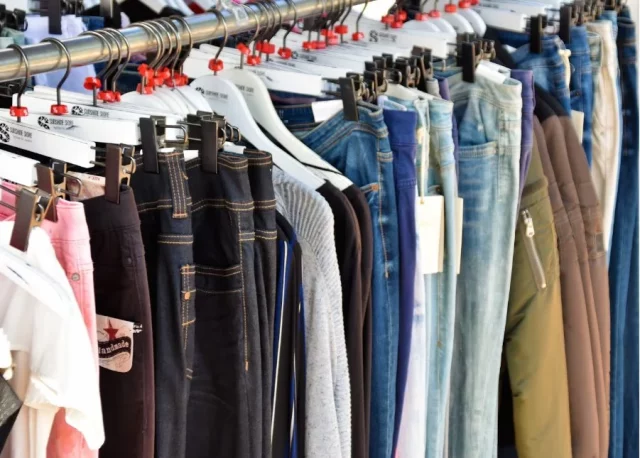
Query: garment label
97 315 135 373
455 197 464 275
311 100 344 123
417 196 445 274
571 110 585 144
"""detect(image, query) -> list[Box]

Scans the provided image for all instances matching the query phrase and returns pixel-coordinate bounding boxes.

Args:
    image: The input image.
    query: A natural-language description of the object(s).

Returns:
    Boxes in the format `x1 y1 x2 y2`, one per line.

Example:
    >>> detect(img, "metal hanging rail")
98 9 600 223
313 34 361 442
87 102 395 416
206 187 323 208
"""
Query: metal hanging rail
0 0 366 82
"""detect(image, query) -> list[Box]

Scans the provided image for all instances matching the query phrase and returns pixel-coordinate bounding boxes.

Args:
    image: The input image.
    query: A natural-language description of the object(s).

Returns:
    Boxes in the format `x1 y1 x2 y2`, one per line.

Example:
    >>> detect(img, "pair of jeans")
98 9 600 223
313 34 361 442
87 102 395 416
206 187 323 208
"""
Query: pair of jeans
279 103 400 458
422 97 458 458
509 69 535 204
83 187 156 458
382 108 418 455
568 25 595 165
608 13 639 458
487 29 572 115
587 19 622 257
131 154 195 458
446 72 522 458
186 152 272 458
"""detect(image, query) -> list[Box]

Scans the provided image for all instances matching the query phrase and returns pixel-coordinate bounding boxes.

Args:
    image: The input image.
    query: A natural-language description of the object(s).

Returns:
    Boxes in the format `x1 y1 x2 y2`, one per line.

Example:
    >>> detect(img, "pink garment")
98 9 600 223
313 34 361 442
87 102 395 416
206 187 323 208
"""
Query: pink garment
0 184 99 458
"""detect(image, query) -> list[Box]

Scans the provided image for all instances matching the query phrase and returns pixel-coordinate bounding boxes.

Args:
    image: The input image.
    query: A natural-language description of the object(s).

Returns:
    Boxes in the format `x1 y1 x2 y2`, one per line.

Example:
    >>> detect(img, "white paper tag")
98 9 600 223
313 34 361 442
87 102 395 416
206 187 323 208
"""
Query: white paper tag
97 315 135 373
571 110 585 144
455 197 464 275
311 100 344 123
69 172 105 186
417 196 445 274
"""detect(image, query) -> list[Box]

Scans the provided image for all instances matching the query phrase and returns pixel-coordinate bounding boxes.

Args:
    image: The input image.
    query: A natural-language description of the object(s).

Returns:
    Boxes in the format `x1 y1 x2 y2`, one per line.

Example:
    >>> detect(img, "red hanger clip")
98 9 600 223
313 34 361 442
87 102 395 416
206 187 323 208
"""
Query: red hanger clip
352 31 365 41
278 47 292 59
83 76 101 91
208 58 224 72
50 104 68 115
9 106 28 117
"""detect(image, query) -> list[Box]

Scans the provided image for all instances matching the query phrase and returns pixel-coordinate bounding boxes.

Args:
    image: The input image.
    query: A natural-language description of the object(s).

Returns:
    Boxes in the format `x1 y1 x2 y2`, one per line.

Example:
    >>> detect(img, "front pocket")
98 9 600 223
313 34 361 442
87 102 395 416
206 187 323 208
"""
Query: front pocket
181 265 196 378
520 209 547 290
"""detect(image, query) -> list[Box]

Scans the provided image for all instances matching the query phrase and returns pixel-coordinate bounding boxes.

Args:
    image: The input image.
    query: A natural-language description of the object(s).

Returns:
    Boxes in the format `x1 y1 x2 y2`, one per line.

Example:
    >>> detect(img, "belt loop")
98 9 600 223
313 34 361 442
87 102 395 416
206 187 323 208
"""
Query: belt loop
167 154 189 219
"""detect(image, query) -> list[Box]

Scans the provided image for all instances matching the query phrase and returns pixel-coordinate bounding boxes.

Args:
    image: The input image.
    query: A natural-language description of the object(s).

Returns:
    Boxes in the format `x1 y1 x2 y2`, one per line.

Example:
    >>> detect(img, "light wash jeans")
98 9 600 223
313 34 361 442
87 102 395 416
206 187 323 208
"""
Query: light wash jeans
587 19 622 258
446 72 522 458
423 98 458 458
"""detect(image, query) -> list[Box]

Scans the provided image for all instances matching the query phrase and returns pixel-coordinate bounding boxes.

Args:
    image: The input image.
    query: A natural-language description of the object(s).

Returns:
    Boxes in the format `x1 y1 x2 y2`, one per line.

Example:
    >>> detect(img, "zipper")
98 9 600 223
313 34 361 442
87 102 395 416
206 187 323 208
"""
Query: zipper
521 209 547 290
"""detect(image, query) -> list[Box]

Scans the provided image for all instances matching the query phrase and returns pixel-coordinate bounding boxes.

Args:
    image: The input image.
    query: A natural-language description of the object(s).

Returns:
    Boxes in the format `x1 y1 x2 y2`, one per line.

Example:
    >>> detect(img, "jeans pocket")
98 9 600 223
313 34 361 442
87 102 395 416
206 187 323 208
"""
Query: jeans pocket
181 265 196 378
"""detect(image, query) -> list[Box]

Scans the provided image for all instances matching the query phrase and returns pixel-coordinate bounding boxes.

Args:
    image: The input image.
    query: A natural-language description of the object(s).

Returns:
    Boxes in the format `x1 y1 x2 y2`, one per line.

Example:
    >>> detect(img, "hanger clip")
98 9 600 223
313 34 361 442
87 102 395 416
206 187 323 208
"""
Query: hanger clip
9 187 52 252
104 144 135 204
530 15 544 53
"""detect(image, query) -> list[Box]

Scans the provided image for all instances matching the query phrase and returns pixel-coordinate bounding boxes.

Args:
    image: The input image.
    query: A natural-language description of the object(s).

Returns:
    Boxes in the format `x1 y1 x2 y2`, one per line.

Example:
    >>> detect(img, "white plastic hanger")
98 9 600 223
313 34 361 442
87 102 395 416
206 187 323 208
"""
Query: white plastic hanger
189 19 350 191
190 70 330 190
473 6 528 31
440 3 475 33
479 0 549 16
0 151 38 187
456 0 486 36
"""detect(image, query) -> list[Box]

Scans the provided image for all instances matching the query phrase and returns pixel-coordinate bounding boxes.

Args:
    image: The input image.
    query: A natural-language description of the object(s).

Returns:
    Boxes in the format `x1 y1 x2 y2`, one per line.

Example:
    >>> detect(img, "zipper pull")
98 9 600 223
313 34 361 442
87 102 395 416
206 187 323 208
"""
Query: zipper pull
133 323 143 334
521 209 535 237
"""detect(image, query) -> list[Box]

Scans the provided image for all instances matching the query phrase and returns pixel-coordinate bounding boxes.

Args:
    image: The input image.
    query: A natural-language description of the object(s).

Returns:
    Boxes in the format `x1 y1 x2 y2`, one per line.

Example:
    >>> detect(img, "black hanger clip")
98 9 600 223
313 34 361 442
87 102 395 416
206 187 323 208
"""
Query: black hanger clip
461 41 476 83
103 144 135 204
7 186 52 252
530 15 543 53
35 161 81 222
560 5 572 44
140 116 189 174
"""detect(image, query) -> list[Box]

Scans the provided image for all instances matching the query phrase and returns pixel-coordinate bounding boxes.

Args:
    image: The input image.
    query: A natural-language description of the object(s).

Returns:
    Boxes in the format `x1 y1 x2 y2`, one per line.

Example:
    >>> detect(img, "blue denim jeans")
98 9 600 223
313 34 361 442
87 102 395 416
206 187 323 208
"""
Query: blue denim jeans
446 72 522 458
568 25 595 166
608 13 639 458
382 108 418 456
279 104 401 458
422 97 458 458
490 30 572 115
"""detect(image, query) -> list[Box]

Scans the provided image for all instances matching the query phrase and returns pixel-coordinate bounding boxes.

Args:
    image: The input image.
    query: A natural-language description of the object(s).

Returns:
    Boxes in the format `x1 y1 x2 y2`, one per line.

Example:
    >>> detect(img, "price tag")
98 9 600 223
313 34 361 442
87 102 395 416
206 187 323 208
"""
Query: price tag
417 195 444 274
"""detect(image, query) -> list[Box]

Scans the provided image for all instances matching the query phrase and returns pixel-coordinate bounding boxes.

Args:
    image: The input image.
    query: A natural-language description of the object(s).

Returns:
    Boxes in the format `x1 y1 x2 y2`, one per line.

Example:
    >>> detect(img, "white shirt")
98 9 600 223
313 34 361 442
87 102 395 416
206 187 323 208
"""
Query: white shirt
0 224 104 458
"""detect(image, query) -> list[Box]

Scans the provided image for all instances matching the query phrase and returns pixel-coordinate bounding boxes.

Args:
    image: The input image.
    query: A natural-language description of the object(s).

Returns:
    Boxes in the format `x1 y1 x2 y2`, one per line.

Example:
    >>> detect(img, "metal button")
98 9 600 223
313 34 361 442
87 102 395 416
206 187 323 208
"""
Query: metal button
71 273 80 281
126 257 133 265
184 292 191 300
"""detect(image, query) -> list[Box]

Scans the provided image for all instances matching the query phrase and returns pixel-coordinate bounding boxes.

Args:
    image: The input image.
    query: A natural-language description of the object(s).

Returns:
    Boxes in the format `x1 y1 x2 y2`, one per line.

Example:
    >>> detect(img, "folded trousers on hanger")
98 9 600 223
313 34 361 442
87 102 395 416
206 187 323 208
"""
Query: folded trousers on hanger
445 72 522 458
185 152 269 458
131 153 195 458
83 186 156 458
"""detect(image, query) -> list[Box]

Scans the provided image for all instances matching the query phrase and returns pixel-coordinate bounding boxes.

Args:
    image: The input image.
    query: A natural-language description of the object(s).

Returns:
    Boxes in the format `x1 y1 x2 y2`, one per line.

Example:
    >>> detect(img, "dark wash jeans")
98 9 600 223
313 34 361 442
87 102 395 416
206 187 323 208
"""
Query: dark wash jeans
487 28 572 115
608 11 639 458
568 25 595 166
244 150 278 456
383 108 418 454
84 187 155 458
185 153 264 458
130 154 195 458
278 103 400 458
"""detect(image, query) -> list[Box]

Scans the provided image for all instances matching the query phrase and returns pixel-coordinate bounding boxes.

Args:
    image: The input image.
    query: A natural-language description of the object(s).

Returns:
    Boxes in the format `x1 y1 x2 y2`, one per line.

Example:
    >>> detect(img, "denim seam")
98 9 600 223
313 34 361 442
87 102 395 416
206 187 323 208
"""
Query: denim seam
310 125 383 156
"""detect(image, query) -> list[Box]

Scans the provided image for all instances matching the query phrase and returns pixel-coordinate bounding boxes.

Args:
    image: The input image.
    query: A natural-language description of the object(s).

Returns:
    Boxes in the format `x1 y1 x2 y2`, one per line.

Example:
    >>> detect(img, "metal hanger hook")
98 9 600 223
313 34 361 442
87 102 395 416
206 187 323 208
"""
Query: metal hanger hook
81 30 115 80
95 29 122 90
282 0 298 50
101 28 131 92
8 43 29 120
209 8 228 71
157 19 183 79
132 22 164 69
146 20 174 71
41 37 71 107
171 15 194 75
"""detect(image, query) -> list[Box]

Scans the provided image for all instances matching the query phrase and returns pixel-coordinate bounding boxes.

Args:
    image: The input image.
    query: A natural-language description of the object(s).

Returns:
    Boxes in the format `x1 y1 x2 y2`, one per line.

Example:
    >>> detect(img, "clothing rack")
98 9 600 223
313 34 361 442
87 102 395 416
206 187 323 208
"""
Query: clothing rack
0 0 368 82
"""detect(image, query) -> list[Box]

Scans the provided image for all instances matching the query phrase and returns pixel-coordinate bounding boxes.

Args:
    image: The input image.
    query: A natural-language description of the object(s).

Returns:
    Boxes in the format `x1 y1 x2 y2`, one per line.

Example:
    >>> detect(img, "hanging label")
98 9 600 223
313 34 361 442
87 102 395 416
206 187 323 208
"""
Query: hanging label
417 195 445 274
311 100 344 123
455 197 464 275
96 315 136 373
571 110 585 144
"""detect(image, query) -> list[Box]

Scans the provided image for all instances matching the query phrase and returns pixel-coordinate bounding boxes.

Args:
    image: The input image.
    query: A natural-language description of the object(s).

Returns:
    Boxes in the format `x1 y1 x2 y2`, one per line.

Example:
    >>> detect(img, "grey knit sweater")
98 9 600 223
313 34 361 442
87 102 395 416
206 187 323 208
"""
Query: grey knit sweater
272 169 351 458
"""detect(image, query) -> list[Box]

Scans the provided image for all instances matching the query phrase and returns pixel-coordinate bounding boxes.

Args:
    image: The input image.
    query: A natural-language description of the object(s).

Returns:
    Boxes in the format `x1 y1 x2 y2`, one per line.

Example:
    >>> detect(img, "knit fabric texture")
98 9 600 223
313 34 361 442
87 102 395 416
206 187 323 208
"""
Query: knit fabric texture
272 169 351 458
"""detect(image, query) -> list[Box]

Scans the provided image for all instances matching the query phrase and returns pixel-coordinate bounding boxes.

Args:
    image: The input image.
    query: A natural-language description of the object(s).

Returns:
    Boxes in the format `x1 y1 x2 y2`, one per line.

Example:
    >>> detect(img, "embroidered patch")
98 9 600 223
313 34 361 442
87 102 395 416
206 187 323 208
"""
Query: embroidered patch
96 315 137 373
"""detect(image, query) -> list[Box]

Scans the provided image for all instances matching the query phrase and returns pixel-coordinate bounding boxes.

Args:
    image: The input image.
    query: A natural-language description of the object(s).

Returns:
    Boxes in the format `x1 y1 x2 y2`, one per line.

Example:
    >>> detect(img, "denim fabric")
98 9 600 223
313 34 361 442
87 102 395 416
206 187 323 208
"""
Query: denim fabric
587 18 622 259
422 97 458 458
185 153 263 458
383 109 418 456
81 15 105 30
244 151 277 457
509 69 535 204
131 154 194 458
568 25 595 165
608 14 639 458
278 104 400 458
446 73 522 458
435 76 461 179
589 32 604 92
488 29 572 115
